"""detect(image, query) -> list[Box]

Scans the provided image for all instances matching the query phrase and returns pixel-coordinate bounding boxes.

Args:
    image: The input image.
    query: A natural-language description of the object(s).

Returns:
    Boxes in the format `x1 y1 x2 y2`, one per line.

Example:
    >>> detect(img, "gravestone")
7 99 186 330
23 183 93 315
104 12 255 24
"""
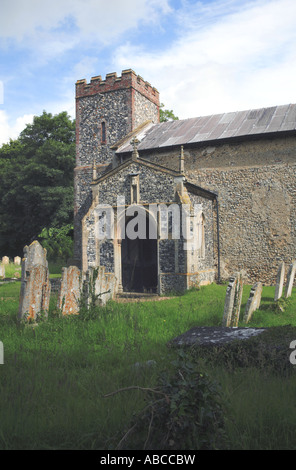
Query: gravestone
243 282 262 324
14 256 21 265
18 241 51 321
222 276 237 327
222 272 244 327
94 266 117 305
57 266 81 315
274 261 285 301
285 261 296 298
231 271 244 327
2 256 9 265
0 264 5 279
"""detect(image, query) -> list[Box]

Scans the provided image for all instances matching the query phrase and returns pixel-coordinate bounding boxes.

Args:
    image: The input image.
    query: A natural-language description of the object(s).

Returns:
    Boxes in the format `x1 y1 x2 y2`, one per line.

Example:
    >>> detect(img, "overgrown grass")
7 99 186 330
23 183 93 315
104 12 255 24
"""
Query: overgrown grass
1 281 296 449
0 262 21 279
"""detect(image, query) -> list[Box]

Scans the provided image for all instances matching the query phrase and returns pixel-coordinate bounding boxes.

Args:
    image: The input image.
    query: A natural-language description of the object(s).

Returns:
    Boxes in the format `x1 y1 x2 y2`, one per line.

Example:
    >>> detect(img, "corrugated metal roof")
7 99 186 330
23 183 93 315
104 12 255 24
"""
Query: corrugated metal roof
116 104 296 154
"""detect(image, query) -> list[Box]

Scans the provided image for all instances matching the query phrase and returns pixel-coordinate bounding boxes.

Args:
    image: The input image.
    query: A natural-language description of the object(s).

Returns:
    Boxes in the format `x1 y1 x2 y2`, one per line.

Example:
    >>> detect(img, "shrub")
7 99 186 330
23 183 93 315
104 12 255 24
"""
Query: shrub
114 351 228 450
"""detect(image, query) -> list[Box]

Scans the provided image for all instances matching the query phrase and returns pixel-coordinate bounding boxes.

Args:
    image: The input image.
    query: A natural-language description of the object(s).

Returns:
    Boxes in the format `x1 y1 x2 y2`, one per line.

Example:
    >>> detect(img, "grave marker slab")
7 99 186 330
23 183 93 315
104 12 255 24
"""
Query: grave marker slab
57 266 81 315
222 272 244 327
274 261 285 301
244 282 262 323
0 264 5 279
18 241 51 321
14 256 21 265
285 261 296 298
222 276 237 327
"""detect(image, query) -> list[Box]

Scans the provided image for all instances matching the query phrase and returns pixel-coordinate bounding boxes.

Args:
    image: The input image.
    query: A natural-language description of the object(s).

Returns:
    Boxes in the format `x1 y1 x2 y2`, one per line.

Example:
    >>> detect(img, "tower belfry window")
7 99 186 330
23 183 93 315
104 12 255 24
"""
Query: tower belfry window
101 121 106 144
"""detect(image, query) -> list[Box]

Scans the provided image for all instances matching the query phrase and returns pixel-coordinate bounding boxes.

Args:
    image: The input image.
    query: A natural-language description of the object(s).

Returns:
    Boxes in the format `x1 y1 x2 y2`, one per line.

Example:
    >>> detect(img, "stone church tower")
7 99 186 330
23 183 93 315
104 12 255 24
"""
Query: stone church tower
74 70 160 265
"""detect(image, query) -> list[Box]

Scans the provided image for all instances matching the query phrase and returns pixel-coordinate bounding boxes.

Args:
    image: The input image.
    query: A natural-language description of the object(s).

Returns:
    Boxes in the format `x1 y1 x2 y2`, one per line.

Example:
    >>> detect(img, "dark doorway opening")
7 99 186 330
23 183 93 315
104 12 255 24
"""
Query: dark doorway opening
121 216 157 293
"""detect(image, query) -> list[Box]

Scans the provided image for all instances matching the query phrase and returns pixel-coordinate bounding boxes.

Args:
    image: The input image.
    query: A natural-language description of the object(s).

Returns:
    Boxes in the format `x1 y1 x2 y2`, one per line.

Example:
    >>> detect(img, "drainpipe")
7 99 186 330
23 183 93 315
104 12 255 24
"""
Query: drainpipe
215 194 221 284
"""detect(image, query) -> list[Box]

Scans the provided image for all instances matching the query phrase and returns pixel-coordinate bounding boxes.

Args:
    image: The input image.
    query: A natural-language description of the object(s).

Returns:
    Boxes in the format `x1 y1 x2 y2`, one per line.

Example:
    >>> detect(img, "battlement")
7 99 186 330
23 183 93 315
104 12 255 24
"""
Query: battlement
75 69 159 105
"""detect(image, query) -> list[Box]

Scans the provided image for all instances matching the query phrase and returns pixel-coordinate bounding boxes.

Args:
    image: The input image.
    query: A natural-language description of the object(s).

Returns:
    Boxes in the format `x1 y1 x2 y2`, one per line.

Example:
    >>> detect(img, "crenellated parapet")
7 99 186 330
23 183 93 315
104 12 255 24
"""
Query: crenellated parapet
76 69 159 105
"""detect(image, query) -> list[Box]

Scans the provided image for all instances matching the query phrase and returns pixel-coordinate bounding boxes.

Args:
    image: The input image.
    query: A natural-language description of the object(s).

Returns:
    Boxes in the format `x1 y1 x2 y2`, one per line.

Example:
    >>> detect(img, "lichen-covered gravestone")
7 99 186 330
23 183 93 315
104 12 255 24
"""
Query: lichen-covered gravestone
57 266 82 315
2 256 9 265
94 266 117 305
18 241 51 321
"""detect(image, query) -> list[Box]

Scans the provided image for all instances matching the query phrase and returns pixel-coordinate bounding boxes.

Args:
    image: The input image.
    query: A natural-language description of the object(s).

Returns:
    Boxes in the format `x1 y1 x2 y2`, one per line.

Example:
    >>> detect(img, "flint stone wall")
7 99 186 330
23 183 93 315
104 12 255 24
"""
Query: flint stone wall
145 135 296 285
74 71 159 265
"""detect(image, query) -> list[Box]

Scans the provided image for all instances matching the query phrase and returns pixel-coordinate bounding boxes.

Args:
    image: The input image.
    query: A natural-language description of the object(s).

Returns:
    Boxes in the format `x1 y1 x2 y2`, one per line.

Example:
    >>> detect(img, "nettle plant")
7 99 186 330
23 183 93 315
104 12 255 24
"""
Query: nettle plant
111 351 228 450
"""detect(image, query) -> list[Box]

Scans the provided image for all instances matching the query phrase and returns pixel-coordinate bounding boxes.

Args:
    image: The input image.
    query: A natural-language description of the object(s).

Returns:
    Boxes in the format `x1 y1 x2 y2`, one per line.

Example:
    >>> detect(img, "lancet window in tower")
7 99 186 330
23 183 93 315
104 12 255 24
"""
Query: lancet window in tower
101 121 106 144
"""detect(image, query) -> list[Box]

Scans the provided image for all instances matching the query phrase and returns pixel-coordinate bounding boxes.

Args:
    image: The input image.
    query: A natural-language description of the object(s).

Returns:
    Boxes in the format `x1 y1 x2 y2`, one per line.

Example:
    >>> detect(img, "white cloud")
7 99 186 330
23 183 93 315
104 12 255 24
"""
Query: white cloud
0 111 34 146
1 0 296 145
0 0 171 43
112 0 296 118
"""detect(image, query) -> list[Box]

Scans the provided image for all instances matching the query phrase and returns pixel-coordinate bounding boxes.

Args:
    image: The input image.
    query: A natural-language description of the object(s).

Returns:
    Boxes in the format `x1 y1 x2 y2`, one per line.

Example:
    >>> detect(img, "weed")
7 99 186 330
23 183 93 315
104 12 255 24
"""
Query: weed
113 350 228 450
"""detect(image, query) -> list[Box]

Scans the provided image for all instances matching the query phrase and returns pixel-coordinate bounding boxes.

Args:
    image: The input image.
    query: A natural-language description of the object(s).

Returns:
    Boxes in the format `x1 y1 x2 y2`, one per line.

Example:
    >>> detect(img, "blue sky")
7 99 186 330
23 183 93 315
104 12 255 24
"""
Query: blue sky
1 0 296 145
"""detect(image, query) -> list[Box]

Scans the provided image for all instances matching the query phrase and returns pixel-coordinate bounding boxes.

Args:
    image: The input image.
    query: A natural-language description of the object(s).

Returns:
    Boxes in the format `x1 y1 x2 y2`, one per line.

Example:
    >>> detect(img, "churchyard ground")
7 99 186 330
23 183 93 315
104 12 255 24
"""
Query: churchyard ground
0 280 296 450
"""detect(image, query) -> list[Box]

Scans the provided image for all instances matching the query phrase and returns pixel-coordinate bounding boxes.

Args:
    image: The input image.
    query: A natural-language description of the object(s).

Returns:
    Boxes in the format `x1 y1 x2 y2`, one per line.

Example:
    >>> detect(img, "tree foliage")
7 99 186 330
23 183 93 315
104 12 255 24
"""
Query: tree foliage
159 103 179 122
0 111 75 257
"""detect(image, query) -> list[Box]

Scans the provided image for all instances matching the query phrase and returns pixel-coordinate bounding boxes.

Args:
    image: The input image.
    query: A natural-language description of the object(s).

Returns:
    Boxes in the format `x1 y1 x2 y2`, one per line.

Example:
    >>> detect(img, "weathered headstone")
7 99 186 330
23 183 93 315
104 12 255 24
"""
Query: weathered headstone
231 271 244 327
0 263 5 279
285 261 296 298
2 256 9 265
274 261 285 301
94 266 116 305
243 282 262 324
14 256 21 265
57 266 81 315
222 272 244 327
18 241 51 321
222 276 237 327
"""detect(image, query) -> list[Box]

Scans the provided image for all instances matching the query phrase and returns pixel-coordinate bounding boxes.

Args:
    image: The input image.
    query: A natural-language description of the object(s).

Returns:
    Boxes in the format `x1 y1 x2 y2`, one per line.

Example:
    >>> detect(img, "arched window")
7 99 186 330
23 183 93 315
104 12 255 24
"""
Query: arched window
198 213 205 259
101 121 106 144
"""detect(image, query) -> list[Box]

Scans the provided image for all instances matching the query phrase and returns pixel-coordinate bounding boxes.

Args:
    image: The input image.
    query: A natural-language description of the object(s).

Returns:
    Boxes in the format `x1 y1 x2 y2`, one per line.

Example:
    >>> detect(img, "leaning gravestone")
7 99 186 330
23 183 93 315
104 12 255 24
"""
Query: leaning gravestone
231 271 244 327
243 282 262 324
57 266 81 315
274 261 285 301
222 272 244 327
222 276 237 327
18 241 51 321
285 260 296 298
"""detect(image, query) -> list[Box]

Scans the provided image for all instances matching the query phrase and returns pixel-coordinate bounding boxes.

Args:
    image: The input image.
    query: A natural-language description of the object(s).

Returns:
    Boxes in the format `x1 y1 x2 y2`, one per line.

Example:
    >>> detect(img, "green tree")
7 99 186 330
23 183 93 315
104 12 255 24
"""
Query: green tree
159 103 179 122
0 111 75 257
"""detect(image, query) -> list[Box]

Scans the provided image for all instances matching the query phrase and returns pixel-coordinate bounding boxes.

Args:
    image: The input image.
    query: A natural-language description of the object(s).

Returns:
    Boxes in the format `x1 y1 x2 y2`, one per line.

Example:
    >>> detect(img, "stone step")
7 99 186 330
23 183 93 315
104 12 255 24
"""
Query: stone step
116 292 159 301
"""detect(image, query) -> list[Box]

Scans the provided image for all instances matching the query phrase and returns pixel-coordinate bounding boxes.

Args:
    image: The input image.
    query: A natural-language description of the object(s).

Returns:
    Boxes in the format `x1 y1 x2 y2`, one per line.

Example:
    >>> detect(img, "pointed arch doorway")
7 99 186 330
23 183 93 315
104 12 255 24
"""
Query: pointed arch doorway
120 211 158 293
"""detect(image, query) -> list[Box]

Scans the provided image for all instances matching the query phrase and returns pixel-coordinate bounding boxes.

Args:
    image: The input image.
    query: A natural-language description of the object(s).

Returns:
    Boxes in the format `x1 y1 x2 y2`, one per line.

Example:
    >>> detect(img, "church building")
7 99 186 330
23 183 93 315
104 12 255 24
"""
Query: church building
74 69 296 294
